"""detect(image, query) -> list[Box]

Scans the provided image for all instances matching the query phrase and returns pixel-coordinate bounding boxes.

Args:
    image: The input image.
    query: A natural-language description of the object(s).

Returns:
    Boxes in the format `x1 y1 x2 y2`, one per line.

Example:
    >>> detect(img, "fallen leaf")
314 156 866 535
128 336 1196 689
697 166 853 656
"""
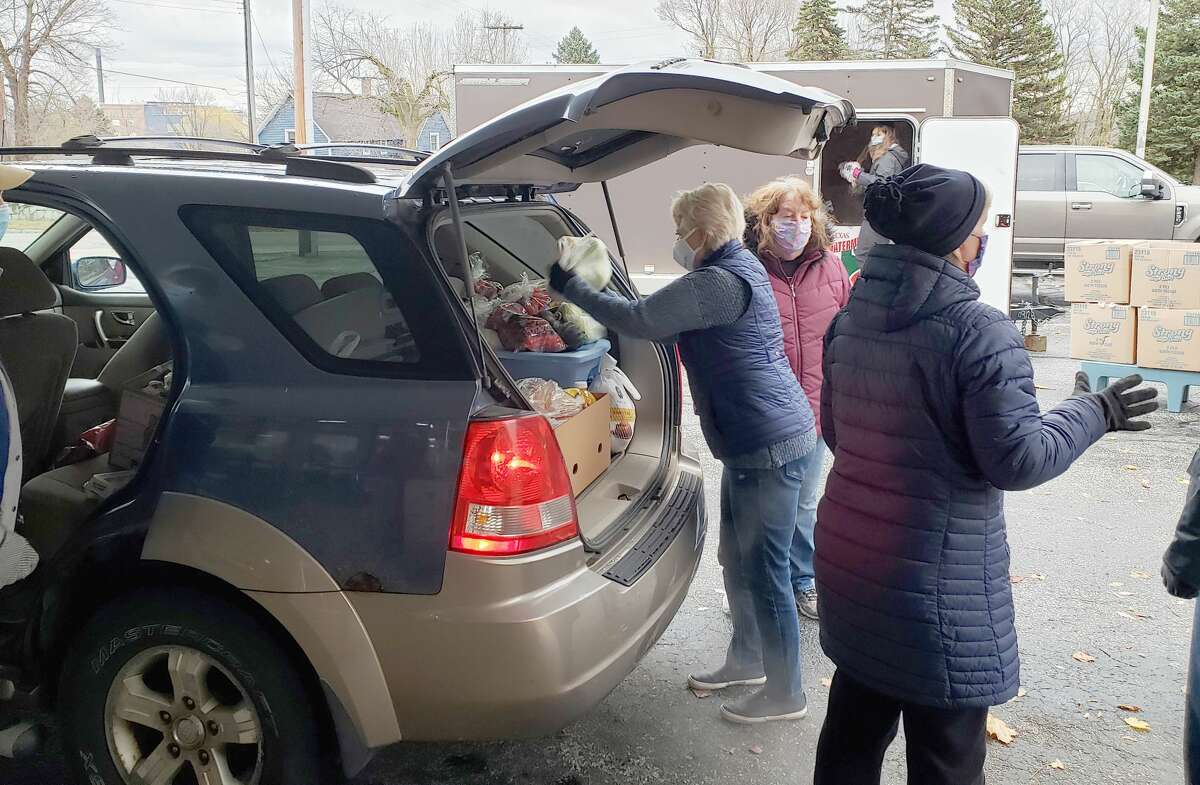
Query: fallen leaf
1118 704 1143 713
1072 650 1097 663
986 714 1017 745
1124 717 1152 732
1124 464 1140 471
1030 573 1046 581
1116 591 1134 597
689 687 713 699
1050 760 1066 770
749 745 763 755
1018 687 1028 698
1109 582 1124 588
1125 609 1151 619
1141 480 1152 489
1010 575 1026 584
1118 611 1138 621
1131 570 1152 579
820 678 833 689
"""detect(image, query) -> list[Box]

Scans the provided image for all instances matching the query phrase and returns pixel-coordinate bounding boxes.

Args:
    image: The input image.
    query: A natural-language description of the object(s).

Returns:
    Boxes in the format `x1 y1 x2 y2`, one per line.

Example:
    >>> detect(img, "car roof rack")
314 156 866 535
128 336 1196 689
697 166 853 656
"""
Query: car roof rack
0 135 434 184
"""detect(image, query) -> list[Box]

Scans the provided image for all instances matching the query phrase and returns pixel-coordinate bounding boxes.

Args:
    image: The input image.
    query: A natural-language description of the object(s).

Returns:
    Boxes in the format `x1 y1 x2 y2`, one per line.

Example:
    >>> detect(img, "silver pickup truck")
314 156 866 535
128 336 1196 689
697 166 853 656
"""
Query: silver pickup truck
1015 145 1200 267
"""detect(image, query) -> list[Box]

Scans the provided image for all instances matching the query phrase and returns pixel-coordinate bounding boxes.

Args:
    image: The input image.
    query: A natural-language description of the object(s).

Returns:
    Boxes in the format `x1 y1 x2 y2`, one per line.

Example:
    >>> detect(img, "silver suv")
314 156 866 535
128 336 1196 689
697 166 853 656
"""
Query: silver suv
1015 145 1200 266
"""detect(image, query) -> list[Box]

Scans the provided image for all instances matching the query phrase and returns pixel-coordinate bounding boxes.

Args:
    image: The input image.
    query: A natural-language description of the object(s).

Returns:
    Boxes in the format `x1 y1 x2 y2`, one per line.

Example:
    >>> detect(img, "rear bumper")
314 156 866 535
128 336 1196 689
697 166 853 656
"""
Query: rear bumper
349 462 705 741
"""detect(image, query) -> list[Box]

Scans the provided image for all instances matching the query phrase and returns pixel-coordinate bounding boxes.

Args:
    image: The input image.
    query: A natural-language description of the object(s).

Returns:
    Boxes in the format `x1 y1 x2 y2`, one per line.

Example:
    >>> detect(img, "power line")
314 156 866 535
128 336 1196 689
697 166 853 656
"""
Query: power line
68 58 240 94
111 0 242 14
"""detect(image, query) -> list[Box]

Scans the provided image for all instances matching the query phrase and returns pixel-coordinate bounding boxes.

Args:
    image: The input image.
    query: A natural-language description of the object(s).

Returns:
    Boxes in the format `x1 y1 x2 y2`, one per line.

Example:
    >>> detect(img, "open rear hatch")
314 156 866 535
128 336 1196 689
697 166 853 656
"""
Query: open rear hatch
392 58 853 549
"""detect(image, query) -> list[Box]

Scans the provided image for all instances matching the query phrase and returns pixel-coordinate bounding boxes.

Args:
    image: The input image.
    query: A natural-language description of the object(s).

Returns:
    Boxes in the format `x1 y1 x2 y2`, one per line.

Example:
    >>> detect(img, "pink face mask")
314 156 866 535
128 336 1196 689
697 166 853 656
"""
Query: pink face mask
771 217 812 259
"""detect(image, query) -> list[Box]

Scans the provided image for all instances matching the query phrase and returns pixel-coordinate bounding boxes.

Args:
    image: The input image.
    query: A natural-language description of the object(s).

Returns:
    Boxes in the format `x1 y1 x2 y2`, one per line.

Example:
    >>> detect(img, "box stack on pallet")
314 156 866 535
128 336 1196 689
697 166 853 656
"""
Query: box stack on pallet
1067 239 1200 411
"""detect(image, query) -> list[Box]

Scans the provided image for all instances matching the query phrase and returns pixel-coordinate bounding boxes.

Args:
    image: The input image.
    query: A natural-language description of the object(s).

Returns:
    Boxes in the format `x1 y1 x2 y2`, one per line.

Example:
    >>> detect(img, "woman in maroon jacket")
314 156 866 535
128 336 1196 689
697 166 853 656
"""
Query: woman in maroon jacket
745 176 851 620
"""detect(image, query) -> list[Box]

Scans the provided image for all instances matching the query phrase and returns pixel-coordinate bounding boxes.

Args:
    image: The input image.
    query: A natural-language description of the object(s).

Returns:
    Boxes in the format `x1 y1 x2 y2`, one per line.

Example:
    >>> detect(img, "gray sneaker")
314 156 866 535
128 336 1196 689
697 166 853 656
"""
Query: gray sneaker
721 688 808 724
687 663 766 691
796 586 819 620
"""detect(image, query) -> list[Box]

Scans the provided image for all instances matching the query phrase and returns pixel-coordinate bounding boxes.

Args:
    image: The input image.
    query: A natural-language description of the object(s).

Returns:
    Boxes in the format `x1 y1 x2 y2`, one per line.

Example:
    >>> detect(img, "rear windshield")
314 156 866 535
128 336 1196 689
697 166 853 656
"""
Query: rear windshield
183 206 474 380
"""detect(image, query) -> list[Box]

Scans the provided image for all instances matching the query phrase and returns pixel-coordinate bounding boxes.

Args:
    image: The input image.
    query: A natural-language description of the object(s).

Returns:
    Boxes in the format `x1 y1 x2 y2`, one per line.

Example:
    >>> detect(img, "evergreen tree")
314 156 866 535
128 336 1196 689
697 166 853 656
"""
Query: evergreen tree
788 0 851 61
847 0 938 59
1118 0 1200 184
946 0 1072 143
554 27 601 65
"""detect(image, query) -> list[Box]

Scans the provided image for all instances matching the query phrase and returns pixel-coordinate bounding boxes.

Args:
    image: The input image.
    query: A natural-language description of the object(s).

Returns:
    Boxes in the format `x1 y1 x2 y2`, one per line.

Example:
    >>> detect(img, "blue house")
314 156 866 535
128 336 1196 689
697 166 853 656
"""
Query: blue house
257 92 451 152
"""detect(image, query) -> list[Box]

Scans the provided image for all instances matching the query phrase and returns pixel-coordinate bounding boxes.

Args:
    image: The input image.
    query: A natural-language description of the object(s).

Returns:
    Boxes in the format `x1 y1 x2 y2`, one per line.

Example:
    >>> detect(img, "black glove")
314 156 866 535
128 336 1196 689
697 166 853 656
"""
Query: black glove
548 262 576 295
1164 561 1199 599
1073 372 1157 432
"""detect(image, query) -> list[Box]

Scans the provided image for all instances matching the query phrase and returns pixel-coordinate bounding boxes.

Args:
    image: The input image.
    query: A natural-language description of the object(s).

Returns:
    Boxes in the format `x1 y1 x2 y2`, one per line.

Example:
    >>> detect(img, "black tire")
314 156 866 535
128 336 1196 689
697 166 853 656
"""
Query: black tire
58 588 325 785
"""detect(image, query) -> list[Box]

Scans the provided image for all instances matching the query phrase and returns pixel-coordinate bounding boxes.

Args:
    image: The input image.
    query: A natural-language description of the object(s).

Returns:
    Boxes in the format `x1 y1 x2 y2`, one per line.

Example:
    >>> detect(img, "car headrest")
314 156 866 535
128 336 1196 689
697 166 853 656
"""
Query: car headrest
0 247 57 317
261 274 322 315
321 272 382 300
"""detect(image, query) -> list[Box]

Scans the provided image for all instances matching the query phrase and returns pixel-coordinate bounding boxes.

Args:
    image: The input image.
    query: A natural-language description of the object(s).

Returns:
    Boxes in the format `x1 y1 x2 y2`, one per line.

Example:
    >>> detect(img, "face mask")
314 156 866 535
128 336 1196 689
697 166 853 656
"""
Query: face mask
673 233 698 271
870 133 886 146
771 217 812 259
967 233 989 278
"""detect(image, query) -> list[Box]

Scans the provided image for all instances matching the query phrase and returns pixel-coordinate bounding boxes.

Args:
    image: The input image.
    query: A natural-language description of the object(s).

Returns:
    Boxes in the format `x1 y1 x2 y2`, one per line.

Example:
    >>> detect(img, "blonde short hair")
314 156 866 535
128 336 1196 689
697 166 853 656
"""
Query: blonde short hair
744 176 831 254
671 183 746 260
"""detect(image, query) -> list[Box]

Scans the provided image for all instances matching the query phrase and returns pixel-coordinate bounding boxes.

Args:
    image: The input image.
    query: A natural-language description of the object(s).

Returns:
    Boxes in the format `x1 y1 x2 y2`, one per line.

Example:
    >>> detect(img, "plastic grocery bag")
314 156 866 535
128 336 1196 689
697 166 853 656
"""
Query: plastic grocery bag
469 252 503 299
557 236 613 290
545 302 606 349
589 353 641 453
517 377 584 426
494 310 567 353
500 273 551 315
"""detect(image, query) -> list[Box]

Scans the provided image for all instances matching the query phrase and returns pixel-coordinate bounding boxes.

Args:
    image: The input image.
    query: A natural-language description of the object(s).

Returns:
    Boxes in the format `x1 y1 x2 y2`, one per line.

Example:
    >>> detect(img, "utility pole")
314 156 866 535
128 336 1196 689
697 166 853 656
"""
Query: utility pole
243 0 256 143
1135 0 1161 159
94 48 105 104
291 0 313 144
484 23 524 60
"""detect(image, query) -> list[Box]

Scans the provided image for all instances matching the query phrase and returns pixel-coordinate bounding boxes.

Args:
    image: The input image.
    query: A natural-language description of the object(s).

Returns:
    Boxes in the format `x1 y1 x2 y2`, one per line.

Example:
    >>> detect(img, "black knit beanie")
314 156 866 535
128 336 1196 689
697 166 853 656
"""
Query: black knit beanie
864 164 987 257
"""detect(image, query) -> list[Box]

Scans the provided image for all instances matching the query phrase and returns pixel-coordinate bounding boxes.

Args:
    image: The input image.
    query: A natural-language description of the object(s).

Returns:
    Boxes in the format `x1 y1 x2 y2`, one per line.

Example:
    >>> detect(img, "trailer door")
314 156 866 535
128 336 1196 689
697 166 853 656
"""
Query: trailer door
918 117 1019 313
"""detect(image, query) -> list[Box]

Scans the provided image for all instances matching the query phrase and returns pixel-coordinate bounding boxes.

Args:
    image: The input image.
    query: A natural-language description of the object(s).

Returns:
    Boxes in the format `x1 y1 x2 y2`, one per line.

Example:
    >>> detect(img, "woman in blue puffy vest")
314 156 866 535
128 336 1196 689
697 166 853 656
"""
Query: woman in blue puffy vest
813 164 1157 784
0 357 36 589
551 183 818 724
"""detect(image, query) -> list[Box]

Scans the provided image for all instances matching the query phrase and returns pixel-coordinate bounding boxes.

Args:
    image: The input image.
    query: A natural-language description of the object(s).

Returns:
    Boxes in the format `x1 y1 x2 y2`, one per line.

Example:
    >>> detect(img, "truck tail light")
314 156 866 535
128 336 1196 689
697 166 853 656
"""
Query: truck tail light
450 415 578 556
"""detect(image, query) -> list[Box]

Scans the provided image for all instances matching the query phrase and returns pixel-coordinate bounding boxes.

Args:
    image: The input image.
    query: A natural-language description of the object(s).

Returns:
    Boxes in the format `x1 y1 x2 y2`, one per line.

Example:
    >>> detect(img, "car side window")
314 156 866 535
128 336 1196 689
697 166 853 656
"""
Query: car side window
1076 154 1144 199
182 206 474 380
68 229 147 294
1017 154 1058 192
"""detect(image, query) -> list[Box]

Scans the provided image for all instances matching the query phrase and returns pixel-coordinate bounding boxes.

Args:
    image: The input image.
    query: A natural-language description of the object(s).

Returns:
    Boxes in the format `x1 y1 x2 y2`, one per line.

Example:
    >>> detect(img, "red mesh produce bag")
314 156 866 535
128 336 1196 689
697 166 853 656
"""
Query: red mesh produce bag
495 311 566 353
486 301 526 331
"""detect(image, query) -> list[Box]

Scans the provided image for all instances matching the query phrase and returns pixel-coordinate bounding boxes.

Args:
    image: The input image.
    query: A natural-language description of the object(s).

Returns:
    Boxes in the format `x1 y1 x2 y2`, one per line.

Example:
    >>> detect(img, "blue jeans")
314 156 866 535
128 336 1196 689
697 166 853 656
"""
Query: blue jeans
1188 600 1200 784
718 456 809 700
790 443 826 593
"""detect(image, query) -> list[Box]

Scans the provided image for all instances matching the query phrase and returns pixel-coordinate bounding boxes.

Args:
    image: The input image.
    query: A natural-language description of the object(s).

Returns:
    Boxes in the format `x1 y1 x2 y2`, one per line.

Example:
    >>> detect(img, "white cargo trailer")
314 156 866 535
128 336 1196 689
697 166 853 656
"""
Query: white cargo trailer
453 59 1018 312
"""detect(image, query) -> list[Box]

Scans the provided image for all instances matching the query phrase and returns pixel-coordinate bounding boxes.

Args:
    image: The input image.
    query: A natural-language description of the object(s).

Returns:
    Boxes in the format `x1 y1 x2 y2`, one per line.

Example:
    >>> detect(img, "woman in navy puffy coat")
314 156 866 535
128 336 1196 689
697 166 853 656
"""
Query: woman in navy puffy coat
813 164 1157 785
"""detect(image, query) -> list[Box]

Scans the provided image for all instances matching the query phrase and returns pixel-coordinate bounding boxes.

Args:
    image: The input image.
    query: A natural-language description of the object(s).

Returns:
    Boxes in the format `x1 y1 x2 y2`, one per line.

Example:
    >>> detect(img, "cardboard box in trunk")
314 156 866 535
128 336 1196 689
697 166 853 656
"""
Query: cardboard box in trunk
1064 241 1133 303
1069 303 1137 364
1130 241 1200 309
110 362 172 470
553 393 611 496
1137 309 1200 372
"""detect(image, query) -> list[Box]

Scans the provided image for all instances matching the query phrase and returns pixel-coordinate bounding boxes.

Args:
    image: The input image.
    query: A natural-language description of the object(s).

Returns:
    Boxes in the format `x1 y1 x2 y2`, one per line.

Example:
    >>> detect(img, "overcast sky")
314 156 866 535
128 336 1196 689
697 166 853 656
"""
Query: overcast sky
98 0 956 109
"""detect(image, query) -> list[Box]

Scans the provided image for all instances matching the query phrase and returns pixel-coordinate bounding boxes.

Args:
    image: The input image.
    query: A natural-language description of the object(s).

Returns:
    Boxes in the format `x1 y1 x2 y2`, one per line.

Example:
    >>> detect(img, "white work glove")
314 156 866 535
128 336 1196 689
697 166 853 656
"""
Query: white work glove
839 161 862 184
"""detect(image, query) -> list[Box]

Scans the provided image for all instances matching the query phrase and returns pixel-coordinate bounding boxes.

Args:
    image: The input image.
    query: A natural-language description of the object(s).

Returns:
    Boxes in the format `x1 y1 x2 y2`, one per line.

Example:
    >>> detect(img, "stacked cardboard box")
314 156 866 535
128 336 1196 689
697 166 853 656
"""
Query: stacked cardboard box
1067 239 1200 372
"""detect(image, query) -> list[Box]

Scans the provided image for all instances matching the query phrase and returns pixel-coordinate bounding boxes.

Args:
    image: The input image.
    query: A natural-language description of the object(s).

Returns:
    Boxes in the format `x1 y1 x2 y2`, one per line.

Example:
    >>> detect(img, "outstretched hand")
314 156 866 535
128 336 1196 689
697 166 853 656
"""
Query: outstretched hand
1075 372 1158 432
548 262 576 295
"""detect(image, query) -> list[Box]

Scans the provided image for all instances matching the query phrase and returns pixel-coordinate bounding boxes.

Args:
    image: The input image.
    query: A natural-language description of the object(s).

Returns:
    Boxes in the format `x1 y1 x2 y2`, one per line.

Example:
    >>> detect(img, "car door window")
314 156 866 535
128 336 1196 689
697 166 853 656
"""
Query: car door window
0 205 65 252
1076 154 1144 199
183 206 474 379
1017 154 1058 192
68 229 146 294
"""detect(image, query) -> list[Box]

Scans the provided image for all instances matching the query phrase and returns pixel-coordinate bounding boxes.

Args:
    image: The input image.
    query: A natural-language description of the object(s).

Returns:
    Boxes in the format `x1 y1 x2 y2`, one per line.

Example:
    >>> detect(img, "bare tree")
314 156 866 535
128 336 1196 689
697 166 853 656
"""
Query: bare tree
0 0 112 145
656 0 724 58
450 9 529 65
313 4 452 148
722 0 793 60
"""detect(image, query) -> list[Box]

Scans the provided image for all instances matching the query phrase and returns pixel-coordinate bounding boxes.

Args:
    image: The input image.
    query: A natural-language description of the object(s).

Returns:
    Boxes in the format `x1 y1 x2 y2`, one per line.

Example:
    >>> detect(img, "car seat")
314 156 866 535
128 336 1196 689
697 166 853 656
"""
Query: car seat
261 274 323 315
0 249 77 480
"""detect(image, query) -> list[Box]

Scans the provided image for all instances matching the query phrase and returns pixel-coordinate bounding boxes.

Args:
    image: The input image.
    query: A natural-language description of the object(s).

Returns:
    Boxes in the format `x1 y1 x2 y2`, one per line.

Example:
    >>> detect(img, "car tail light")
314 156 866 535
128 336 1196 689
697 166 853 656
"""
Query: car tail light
450 415 579 555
